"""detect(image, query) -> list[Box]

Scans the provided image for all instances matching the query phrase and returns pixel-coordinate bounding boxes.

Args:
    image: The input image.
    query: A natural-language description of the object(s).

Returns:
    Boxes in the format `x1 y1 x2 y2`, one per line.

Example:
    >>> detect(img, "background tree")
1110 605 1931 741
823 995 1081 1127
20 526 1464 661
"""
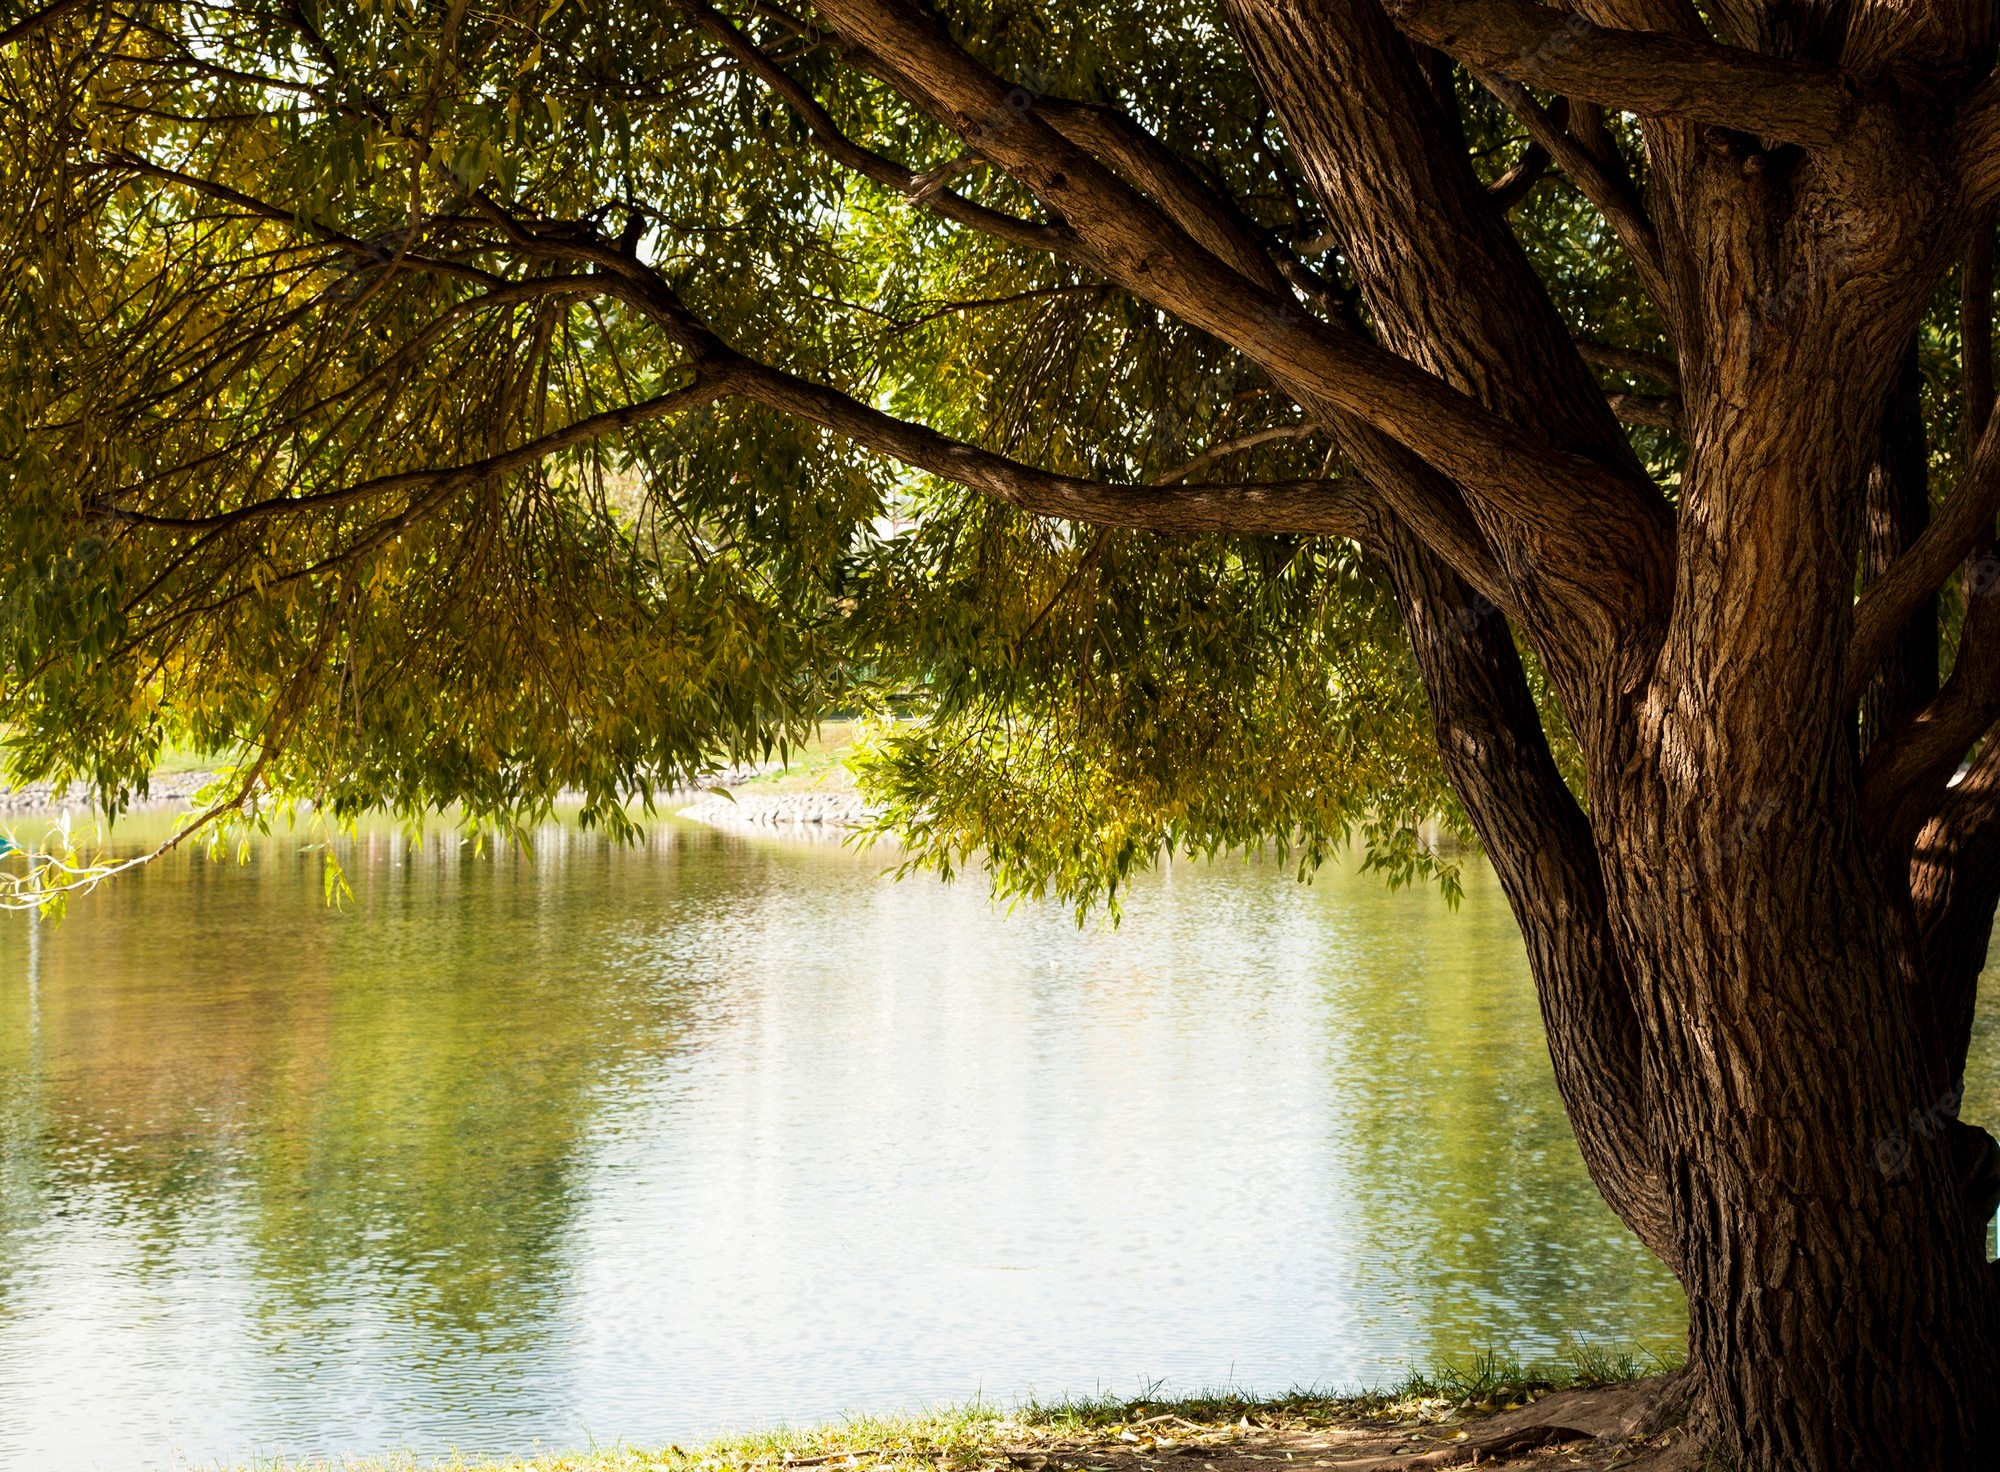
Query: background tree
5 0 2000 1462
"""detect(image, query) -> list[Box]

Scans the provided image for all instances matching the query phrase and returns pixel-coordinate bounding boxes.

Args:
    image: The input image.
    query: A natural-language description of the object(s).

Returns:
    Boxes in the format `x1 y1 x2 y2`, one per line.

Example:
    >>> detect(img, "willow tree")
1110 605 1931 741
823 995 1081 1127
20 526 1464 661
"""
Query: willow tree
7 0 2000 1458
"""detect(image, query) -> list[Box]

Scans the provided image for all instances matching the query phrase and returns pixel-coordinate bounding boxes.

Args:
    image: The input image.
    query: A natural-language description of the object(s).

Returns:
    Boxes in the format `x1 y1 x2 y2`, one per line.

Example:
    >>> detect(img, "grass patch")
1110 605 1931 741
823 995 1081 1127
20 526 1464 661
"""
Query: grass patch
740 721 862 793
217 1341 1676 1472
151 741 232 777
1024 1338 1673 1429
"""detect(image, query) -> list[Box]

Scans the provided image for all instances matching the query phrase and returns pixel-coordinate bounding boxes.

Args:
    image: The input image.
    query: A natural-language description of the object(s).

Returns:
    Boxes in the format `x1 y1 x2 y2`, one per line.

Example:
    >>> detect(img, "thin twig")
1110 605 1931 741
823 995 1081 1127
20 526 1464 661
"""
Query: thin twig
1152 422 1321 485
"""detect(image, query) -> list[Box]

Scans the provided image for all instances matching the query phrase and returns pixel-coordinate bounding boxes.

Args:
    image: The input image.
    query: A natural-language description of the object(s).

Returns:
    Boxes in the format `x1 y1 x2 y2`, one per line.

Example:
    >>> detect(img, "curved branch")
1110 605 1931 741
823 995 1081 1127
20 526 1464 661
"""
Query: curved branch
1152 421 1322 485
1385 0 1860 148
1473 70 1669 315
109 355 1377 542
719 353 1374 536
1859 585 2000 856
1848 409 2000 708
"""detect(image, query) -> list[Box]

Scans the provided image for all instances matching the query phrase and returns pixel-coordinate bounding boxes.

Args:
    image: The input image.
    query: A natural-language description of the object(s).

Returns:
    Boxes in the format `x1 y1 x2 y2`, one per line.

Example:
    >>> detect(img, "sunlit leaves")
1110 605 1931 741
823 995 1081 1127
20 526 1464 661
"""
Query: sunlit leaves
5 0 1494 910
845 497 1469 918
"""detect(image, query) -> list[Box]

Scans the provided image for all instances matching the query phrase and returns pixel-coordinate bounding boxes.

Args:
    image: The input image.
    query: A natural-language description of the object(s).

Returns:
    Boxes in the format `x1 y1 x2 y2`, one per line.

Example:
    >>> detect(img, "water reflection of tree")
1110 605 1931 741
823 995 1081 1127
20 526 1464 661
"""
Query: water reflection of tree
1316 863 1685 1372
0 823 707 1350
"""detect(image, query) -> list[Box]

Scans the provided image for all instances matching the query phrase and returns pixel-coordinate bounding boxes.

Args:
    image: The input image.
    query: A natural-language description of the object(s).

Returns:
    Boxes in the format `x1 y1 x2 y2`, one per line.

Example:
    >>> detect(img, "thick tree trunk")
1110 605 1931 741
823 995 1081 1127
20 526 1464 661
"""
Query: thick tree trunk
1220 3 2000 1462
1588 302 2000 1458
1599 775 2000 1463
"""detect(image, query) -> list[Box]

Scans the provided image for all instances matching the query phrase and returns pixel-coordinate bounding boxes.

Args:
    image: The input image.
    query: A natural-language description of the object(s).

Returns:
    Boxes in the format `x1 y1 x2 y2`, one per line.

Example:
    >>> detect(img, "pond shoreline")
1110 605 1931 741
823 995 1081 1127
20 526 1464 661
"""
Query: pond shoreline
0 769 219 814
0 763 873 826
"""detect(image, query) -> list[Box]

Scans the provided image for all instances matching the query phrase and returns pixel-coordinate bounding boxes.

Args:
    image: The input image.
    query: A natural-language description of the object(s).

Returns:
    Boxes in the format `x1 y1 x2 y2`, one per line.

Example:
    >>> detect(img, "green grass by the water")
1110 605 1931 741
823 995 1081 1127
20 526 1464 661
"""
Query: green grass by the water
224 1344 1672 1472
738 721 864 792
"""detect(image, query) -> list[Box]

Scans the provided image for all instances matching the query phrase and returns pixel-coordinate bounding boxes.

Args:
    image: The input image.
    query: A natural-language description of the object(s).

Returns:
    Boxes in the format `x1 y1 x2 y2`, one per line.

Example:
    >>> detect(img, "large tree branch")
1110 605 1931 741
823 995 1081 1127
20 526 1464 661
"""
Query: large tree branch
601 245 1512 594
110 352 1379 541
1033 98 1292 297
701 2 1306 309
1963 74 2000 219
720 352 1377 534
1842 0 2000 77
1376 516 1675 1270
806 0 1672 649
1564 0 1706 38
732 0 1295 297
1222 0 1671 722
1859 582 2000 857
1847 407 2000 707
1384 0 1860 148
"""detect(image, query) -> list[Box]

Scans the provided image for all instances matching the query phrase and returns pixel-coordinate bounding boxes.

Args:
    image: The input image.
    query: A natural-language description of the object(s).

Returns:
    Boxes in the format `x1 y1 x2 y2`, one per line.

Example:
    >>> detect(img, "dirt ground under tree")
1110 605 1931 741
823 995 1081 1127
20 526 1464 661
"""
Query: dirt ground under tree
966 1379 1693 1472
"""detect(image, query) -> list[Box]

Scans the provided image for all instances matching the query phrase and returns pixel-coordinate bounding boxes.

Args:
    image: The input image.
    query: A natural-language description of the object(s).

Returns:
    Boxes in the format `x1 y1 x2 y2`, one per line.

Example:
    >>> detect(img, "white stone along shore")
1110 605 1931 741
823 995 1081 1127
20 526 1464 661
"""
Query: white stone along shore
674 784 873 833
0 770 219 814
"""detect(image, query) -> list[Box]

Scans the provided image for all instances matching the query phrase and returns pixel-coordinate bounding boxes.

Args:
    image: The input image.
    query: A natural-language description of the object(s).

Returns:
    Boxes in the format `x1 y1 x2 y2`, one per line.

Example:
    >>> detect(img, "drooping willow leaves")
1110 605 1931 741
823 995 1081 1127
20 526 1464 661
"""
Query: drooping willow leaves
0 0 1689 908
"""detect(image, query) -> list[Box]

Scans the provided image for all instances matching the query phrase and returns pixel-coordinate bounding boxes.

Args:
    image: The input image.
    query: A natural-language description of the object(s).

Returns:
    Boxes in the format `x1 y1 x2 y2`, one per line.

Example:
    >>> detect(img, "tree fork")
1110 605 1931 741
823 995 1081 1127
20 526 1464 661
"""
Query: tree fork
1222 0 1666 733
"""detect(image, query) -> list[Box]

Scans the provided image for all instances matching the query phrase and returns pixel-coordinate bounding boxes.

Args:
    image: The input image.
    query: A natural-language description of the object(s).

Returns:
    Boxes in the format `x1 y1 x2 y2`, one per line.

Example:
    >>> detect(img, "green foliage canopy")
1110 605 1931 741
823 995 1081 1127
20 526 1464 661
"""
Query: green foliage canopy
0 0 1737 907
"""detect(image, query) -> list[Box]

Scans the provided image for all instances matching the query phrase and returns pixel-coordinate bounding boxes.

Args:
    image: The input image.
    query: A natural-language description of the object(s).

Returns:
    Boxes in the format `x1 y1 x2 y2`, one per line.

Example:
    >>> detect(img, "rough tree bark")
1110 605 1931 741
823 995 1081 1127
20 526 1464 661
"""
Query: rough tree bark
1214 0 2000 1462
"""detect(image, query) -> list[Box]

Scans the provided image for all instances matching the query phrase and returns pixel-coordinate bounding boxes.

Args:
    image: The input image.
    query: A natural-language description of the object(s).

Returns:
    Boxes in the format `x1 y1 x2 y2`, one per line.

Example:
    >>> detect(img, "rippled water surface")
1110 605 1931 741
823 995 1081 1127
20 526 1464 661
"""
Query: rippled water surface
1 810 1951 1469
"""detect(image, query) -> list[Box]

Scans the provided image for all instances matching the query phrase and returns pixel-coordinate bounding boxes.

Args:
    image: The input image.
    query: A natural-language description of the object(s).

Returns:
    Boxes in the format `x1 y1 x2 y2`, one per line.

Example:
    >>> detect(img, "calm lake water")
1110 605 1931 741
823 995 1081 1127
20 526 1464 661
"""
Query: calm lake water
0 809 1980 1469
